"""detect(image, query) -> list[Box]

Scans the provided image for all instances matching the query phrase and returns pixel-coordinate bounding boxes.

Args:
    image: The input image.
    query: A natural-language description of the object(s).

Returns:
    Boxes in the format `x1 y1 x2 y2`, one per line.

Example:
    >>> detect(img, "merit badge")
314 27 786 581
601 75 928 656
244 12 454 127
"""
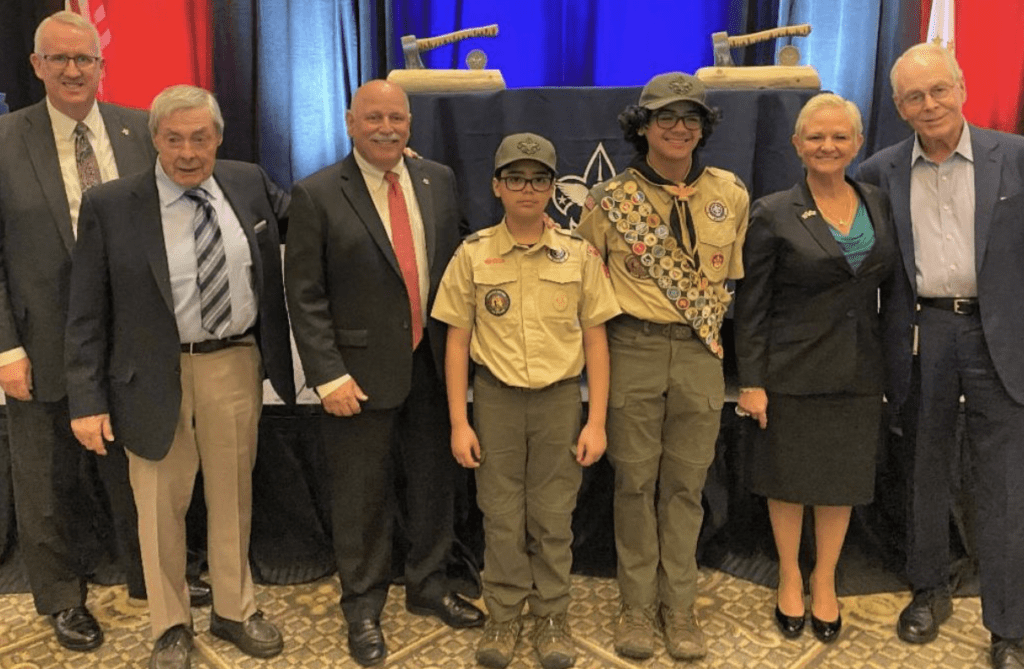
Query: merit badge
616 219 631 234
553 292 569 311
639 202 653 217
640 253 655 267
627 211 641 225
651 245 666 259
631 190 646 205
601 196 614 211
659 256 675 271
672 248 687 262
643 233 658 247
705 200 728 222
649 265 664 278
676 298 690 310
635 221 649 235
547 247 569 263
669 267 684 281
619 201 634 214
648 213 661 226
485 289 511 316
663 237 678 251
657 275 672 289
666 286 682 300
711 252 725 269
655 225 669 239
623 181 638 195
585 195 596 211
632 242 647 255
624 255 649 279
613 188 626 202
624 230 640 244
609 209 623 223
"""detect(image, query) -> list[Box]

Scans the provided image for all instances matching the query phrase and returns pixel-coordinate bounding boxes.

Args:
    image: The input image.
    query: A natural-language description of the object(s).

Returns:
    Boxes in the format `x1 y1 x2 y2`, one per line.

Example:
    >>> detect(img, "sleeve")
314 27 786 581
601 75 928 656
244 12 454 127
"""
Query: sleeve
65 193 112 419
727 185 751 280
578 243 622 329
731 196 780 389
575 187 610 259
430 242 476 330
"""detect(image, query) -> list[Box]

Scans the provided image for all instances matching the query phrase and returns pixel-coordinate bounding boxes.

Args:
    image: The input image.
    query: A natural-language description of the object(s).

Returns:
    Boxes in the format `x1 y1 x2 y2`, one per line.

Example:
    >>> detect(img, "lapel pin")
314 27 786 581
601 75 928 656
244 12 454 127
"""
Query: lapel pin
422 177 430 185
801 209 816 219
122 128 130 136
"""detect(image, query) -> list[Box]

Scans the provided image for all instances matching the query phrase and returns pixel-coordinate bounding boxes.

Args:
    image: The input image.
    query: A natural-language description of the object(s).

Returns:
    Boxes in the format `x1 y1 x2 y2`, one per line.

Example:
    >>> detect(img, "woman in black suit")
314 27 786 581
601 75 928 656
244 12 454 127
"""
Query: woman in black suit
734 94 897 643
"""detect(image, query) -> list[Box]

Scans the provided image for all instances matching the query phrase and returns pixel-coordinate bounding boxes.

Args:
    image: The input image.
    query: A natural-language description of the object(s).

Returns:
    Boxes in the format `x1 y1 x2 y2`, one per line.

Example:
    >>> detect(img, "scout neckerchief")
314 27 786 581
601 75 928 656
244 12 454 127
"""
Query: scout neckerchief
597 156 725 359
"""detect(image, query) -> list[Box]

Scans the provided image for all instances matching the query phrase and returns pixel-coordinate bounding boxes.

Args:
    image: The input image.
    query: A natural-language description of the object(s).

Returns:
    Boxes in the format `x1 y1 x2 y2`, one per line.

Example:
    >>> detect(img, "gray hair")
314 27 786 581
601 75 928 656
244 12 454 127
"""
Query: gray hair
149 85 225 137
890 43 964 96
35 10 102 55
793 93 863 138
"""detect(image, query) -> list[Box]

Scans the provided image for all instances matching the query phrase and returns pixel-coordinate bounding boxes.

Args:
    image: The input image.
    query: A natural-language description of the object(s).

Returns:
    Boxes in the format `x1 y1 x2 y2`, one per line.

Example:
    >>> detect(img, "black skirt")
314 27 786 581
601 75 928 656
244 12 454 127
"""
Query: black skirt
749 392 882 506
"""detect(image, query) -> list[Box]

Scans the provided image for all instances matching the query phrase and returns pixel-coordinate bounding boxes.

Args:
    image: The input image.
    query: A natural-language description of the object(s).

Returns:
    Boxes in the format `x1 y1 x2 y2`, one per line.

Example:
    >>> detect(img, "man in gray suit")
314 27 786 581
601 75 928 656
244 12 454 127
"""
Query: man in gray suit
0 10 155 651
858 43 1024 669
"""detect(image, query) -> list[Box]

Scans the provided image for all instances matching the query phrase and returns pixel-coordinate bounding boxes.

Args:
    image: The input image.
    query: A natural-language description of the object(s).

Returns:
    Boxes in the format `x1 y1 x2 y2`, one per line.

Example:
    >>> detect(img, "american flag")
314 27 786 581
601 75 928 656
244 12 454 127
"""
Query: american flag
926 0 955 53
66 0 111 95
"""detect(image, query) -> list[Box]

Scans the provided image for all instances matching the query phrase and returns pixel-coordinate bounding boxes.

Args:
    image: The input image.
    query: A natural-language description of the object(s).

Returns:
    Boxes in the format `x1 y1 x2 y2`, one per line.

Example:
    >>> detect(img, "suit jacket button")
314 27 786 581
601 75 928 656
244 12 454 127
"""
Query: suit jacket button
847 310 856 318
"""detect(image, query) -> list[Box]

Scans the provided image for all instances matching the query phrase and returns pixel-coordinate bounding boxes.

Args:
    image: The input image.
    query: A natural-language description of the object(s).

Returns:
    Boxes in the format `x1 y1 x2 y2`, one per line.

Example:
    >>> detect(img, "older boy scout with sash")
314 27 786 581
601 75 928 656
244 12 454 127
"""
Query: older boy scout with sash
576 72 749 661
433 133 620 669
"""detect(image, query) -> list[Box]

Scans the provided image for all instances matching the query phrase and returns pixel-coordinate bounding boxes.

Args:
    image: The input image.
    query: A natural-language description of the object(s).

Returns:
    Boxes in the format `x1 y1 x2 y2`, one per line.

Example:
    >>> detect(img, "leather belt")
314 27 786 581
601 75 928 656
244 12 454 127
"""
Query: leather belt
611 313 693 340
917 297 978 316
180 333 255 354
475 366 580 392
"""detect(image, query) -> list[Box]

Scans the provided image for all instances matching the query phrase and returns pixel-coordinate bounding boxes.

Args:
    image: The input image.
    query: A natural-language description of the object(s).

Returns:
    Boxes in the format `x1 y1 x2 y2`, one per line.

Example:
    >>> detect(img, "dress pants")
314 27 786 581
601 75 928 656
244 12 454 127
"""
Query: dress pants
321 339 454 623
907 305 1024 639
127 343 262 639
605 320 723 611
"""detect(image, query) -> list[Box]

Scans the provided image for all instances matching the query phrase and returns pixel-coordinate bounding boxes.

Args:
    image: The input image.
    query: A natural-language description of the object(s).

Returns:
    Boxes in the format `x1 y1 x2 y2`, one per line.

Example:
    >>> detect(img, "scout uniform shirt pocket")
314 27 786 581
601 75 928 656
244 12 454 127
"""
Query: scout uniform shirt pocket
475 265 519 334
536 263 583 333
695 213 738 284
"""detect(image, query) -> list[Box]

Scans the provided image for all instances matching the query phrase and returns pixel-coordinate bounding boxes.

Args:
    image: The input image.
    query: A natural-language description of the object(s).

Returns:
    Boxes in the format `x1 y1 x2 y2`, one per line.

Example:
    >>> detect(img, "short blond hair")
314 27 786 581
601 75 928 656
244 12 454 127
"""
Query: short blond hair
793 93 863 138
34 11 101 56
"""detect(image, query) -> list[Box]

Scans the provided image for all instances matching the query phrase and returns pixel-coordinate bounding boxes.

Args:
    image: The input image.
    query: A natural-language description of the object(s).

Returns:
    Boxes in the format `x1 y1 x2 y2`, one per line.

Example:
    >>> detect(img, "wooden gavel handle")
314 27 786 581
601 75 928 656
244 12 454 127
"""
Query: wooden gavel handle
416 24 499 52
727 24 811 48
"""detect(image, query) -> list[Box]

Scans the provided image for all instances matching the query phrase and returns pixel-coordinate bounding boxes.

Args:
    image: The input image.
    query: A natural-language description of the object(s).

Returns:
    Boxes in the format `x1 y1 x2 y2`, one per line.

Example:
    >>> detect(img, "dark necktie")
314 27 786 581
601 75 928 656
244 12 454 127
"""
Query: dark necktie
184 188 233 338
74 121 102 192
384 171 423 349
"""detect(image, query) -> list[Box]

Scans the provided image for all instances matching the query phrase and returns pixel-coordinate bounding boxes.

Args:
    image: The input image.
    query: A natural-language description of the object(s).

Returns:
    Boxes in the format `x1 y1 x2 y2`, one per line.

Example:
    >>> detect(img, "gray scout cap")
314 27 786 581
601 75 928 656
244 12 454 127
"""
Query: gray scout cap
494 133 557 174
638 72 711 114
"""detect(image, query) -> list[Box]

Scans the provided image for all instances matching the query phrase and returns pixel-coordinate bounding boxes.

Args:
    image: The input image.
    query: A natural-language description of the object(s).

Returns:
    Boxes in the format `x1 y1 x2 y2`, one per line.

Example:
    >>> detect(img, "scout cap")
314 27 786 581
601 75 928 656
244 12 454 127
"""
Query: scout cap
638 72 711 114
494 133 557 174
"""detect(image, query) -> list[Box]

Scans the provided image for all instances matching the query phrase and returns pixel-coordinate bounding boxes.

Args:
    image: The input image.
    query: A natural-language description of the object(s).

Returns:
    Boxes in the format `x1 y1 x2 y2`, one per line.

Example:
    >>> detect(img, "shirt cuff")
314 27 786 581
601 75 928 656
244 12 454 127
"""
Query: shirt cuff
0 347 28 367
739 387 765 393
317 374 352 399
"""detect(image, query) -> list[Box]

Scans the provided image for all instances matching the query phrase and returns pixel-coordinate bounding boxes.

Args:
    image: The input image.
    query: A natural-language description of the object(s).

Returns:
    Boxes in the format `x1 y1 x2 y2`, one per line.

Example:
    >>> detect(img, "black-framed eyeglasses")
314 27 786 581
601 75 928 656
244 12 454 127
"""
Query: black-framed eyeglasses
498 175 553 192
652 110 702 130
40 54 102 70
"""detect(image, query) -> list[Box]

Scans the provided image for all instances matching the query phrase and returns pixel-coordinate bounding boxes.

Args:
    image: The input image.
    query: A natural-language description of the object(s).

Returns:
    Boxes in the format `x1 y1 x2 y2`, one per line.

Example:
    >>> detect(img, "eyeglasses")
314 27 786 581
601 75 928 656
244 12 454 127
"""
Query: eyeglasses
652 110 702 130
900 83 956 109
39 53 102 70
498 175 553 192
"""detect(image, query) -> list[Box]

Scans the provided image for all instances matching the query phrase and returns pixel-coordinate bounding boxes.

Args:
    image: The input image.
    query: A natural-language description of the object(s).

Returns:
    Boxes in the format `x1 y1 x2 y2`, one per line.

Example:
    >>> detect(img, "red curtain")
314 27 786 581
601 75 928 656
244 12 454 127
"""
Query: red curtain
920 0 1024 133
70 0 213 110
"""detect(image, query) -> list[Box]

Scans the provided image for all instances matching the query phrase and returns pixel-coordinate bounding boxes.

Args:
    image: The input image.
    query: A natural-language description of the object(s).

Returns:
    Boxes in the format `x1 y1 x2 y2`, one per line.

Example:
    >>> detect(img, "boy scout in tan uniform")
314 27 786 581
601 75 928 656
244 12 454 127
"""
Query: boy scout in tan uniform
433 133 620 669
576 73 749 661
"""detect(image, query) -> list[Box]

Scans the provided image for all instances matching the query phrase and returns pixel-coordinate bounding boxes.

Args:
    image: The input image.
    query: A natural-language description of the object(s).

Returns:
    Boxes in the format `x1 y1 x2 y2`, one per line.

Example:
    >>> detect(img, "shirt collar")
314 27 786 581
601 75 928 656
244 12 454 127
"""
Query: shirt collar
46 97 102 141
912 122 973 165
494 218 563 256
353 148 407 188
155 160 218 209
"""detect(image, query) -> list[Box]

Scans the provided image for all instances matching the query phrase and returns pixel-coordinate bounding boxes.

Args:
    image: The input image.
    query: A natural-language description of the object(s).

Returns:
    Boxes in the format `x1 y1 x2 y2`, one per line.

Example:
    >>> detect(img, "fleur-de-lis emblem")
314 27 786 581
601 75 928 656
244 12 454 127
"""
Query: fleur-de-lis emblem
517 137 541 155
801 209 816 219
668 77 693 95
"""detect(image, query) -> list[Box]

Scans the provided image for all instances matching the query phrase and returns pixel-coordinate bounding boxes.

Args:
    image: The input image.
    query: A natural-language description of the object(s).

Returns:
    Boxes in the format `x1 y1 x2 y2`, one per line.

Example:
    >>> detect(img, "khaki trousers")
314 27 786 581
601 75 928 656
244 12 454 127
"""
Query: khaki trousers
127 342 261 639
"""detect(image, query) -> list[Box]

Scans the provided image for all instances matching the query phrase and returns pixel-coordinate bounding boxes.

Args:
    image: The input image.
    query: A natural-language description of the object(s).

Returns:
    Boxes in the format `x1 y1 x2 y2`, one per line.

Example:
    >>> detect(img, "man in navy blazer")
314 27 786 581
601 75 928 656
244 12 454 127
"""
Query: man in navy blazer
858 43 1024 669
65 85 294 669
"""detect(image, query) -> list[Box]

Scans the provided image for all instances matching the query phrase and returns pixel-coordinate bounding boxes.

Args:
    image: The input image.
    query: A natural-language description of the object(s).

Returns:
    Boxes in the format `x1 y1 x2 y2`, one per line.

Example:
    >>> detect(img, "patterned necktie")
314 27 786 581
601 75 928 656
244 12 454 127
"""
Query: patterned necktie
183 188 233 338
384 171 423 349
74 122 102 192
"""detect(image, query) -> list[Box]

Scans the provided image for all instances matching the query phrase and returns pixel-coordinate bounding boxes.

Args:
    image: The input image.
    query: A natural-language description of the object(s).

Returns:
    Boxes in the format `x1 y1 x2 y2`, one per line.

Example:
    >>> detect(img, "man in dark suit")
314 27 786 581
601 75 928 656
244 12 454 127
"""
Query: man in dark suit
65 84 295 669
858 43 1024 669
0 10 159 651
285 79 483 667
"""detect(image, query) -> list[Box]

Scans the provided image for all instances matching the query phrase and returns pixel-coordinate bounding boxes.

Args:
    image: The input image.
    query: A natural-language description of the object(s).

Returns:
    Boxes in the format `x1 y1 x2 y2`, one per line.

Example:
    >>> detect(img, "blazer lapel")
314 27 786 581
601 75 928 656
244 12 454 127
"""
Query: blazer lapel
407 159 438 272
887 139 917 293
100 103 150 178
213 164 264 300
851 180 892 274
338 156 403 278
971 127 1001 273
792 180 850 273
133 174 175 314
22 102 75 253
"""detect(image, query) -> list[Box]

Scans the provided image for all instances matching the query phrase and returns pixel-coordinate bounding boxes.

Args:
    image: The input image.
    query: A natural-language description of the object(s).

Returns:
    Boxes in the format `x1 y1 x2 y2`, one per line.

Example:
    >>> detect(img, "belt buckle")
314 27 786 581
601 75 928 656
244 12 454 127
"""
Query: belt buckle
952 298 972 315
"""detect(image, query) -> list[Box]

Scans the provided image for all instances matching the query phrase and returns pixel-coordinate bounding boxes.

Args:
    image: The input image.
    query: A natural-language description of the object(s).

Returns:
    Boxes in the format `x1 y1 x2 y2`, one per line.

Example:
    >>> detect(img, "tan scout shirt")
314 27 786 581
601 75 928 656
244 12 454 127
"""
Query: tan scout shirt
577 166 749 326
432 220 621 389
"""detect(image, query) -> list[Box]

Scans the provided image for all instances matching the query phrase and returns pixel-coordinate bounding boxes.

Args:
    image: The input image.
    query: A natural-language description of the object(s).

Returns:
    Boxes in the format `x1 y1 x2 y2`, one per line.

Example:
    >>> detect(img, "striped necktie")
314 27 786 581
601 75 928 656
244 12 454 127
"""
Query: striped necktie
184 188 233 338
74 122 102 192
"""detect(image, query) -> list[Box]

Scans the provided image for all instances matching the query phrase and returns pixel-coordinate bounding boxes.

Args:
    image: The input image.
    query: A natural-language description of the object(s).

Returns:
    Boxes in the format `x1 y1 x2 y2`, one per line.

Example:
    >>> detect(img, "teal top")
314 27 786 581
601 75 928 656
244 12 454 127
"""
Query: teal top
828 200 874 273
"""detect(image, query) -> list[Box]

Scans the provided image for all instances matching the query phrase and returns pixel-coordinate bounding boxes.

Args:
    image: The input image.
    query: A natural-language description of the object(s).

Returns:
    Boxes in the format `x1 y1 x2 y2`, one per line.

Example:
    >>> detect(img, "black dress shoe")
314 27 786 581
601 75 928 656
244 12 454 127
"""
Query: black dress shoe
897 589 953 644
50 606 103 651
406 591 485 628
811 613 842 643
188 579 212 608
774 605 805 639
210 610 283 658
149 624 192 669
992 636 1024 669
347 618 387 667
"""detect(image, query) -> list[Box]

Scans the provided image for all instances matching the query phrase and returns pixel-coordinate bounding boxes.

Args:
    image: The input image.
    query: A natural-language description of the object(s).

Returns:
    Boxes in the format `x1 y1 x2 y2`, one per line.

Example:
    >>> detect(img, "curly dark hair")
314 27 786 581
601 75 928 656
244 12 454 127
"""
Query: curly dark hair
618 104 721 156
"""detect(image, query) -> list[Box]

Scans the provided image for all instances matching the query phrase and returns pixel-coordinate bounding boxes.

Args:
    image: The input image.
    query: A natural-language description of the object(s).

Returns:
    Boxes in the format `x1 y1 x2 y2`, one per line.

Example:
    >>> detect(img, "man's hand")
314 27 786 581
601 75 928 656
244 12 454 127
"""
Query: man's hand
0 356 33 401
403 146 422 160
71 413 114 456
451 422 482 468
576 422 607 466
738 388 768 429
322 378 370 417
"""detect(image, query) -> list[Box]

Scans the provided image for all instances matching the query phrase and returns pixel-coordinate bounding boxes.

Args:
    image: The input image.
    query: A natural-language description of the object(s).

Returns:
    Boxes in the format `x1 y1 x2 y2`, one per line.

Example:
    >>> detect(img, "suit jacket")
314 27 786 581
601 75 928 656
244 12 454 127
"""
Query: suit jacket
65 160 295 461
0 100 153 402
285 154 465 409
857 126 1024 406
734 178 897 395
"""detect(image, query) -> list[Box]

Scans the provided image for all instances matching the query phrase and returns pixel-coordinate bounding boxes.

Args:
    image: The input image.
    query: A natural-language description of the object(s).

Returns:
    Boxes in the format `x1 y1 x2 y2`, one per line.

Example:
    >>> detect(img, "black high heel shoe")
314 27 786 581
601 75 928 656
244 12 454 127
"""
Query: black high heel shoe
810 612 842 643
774 605 806 639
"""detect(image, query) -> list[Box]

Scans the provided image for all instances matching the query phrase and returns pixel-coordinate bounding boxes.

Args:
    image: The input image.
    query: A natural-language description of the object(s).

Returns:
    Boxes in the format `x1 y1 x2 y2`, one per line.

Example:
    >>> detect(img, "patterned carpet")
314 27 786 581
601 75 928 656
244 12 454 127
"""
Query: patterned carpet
0 569 991 668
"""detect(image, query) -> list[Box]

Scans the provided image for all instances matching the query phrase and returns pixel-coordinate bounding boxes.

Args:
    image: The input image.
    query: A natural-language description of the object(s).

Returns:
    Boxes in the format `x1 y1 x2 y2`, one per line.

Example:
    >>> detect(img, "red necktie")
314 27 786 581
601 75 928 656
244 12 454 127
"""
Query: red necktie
384 171 423 349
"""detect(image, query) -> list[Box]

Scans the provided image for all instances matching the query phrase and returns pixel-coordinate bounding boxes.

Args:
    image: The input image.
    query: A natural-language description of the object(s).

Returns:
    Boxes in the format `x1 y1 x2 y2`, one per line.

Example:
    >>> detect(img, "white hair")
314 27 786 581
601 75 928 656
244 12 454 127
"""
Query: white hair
794 93 863 138
34 10 101 55
149 85 225 137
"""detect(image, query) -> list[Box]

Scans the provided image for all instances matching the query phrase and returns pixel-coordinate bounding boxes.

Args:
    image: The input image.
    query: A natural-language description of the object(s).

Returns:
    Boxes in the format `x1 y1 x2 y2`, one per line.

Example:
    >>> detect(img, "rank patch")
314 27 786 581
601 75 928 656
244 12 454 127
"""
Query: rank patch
485 289 511 316
705 200 728 222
